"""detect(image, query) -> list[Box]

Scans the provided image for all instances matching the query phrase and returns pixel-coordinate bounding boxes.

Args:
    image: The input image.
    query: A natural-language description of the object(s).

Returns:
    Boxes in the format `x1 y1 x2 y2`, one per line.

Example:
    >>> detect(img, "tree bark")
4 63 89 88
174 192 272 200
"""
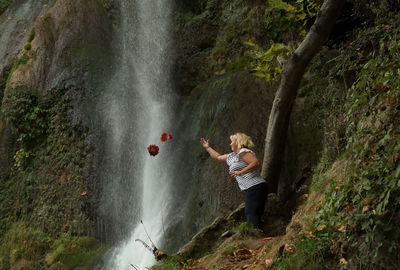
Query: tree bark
261 0 345 198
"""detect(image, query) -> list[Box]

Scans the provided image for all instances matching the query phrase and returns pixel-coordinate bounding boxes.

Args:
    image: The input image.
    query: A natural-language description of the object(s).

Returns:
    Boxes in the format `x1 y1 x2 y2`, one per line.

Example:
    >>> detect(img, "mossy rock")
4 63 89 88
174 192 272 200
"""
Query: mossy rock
46 235 105 269
48 262 68 270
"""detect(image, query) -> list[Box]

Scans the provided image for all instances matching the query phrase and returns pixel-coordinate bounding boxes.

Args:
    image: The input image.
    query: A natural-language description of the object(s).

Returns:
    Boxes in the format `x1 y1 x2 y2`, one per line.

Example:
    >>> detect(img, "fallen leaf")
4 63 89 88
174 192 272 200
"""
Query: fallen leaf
373 209 389 217
317 224 327 231
299 194 309 200
284 244 295 253
304 230 313 238
362 198 372 205
362 206 370 213
340 258 348 265
337 225 346 233
255 237 274 242
345 203 355 212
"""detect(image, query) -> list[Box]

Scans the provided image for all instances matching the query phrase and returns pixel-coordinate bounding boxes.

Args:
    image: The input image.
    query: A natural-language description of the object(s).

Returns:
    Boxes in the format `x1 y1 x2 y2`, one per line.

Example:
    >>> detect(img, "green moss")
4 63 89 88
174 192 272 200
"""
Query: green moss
224 24 235 43
209 75 231 90
0 222 50 269
225 56 249 73
24 43 31 51
47 234 104 269
28 29 35 43
3 55 31 91
18 54 30 65
232 222 258 238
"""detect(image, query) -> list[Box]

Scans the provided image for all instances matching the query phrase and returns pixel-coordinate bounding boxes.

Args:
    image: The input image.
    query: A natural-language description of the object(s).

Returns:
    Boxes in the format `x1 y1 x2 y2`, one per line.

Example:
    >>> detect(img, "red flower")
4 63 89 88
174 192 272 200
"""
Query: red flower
168 134 173 140
357 52 363 58
160 132 169 142
147 144 159 156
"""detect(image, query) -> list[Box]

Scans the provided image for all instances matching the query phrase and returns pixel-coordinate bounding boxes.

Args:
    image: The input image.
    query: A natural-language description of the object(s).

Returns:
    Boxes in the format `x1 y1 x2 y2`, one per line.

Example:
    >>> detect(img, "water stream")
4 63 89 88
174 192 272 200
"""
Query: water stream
101 0 175 268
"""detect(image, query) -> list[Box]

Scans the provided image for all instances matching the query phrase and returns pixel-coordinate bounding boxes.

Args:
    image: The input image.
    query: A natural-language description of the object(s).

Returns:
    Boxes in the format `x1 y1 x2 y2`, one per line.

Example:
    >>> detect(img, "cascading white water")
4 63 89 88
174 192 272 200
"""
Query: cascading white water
102 0 175 268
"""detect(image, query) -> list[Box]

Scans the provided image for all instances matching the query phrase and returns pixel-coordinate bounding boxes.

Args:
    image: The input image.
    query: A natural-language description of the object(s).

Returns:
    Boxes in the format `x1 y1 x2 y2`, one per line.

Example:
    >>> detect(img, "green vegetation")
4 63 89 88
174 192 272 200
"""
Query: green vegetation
232 222 261 238
28 28 35 42
272 11 400 270
0 222 50 268
151 254 189 270
0 86 95 268
271 235 331 270
24 43 31 51
24 28 35 51
2 86 47 148
46 234 104 269
3 55 31 91
245 42 290 81
0 0 12 16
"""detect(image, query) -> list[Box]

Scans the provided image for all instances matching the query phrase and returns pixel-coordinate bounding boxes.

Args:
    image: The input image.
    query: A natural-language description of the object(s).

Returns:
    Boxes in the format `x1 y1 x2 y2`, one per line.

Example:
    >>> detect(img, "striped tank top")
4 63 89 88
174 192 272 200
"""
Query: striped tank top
226 148 266 191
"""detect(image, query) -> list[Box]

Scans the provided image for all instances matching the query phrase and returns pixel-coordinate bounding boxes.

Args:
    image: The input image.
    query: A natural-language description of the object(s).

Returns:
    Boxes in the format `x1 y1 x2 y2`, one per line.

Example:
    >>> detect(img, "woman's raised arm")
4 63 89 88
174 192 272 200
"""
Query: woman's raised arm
200 138 228 163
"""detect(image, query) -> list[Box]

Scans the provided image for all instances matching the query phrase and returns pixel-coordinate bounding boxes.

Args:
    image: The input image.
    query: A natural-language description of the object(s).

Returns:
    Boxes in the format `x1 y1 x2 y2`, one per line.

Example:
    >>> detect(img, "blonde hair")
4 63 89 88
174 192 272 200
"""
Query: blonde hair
230 132 255 149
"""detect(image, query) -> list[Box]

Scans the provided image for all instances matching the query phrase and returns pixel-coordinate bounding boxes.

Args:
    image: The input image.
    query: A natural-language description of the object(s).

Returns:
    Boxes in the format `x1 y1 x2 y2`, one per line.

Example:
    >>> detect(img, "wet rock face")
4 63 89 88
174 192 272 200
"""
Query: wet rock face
0 0 52 72
0 0 114 242
8 0 112 93
172 11 219 96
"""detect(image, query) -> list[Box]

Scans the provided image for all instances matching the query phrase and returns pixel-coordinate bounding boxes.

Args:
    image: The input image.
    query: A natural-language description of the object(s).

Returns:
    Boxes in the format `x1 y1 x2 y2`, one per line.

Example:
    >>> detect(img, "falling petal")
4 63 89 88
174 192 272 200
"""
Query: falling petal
147 144 160 156
160 132 169 142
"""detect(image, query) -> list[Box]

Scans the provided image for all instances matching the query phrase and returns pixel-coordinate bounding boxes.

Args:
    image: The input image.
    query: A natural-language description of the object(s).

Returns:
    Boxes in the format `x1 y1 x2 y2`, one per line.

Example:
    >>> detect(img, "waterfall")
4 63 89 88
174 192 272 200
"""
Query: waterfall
100 0 175 268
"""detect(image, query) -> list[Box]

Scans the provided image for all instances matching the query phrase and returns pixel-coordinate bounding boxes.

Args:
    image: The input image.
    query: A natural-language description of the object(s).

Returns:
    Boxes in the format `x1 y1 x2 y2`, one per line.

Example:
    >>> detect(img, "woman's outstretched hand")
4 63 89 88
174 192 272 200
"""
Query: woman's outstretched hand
200 138 209 148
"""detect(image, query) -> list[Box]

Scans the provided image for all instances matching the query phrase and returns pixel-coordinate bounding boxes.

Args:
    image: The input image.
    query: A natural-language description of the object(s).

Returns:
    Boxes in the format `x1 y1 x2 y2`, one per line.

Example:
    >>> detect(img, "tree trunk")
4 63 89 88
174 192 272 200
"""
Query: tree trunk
261 0 345 199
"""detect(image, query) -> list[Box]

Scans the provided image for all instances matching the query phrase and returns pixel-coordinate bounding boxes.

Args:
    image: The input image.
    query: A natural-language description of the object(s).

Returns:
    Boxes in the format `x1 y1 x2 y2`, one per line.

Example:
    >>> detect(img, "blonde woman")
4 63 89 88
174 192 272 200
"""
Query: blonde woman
200 133 268 231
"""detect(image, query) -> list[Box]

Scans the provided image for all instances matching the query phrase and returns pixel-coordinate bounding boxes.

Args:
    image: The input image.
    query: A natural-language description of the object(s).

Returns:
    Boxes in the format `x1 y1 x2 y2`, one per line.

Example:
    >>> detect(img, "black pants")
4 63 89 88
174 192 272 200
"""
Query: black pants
244 182 268 230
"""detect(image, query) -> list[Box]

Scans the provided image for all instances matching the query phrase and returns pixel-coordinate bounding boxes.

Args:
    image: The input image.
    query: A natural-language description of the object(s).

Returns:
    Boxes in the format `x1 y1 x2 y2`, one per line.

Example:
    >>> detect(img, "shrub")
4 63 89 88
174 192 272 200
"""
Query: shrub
1 85 47 147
